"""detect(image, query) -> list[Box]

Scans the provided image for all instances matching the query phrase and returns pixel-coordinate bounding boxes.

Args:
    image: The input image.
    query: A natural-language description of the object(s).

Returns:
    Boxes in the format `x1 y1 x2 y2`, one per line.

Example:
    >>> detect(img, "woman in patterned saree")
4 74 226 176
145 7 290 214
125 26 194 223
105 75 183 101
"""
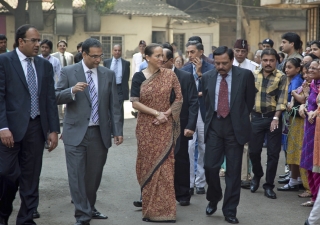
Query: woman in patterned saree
130 43 183 222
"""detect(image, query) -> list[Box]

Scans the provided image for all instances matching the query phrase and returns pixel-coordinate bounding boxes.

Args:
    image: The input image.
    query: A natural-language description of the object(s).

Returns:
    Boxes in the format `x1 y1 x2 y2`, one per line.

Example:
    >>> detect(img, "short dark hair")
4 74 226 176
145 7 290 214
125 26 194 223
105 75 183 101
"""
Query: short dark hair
186 41 203 51
261 48 278 59
213 46 234 60
305 53 318 60
144 43 162 57
15 24 36 47
82 38 102 54
188 36 202 44
57 40 68 47
76 42 83 50
40 39 53 50
310 40 320 49
278 52 285 59
74 52 83 63
0 34 7 41
162 43 173 53
282 58 302 73
281 32 302 50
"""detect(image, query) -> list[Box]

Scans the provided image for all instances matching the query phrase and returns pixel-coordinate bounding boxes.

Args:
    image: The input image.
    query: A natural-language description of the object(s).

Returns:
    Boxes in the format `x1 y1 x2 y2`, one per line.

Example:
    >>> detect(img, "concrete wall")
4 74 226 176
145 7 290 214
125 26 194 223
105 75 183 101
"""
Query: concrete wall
173 21 219 56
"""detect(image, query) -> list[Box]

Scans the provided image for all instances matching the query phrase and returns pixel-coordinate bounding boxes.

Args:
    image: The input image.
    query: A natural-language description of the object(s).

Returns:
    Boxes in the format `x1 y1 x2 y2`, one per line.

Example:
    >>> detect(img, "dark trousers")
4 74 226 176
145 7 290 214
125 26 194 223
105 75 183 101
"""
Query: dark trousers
249 115 282 189
0 117 45 225
117 84 124 122
204 115 243 217
174 135 191 202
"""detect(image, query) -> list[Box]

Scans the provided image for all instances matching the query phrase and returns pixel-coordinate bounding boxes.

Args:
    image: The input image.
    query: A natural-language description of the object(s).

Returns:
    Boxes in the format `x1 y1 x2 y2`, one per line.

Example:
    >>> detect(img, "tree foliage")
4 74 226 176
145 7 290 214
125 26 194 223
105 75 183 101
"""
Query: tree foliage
82 0 116 14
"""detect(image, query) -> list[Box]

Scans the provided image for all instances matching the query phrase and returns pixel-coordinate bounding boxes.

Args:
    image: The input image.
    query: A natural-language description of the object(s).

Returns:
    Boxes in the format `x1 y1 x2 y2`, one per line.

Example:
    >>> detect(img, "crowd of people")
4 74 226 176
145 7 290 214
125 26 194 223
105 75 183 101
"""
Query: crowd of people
0 23 320 225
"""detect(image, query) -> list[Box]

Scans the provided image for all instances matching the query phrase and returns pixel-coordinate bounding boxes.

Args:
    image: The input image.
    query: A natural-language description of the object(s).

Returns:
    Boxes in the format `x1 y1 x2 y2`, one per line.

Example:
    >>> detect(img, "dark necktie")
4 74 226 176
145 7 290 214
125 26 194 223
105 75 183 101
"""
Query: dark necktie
25 58 39 119
62 54 67 67
217 74 230 118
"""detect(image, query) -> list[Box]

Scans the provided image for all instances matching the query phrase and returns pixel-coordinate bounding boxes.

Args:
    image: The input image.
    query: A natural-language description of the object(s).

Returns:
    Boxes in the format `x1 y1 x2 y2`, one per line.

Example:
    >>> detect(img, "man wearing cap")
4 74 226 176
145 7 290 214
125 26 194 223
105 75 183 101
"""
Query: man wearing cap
232 39 258 189
262 39 274 49
233 39 259 71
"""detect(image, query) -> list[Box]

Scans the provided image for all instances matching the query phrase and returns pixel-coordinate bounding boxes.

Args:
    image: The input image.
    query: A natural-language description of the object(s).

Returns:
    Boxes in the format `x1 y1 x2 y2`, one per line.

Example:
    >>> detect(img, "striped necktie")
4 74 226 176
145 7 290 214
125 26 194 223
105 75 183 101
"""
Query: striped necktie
25 58 39 119
87 70 99 124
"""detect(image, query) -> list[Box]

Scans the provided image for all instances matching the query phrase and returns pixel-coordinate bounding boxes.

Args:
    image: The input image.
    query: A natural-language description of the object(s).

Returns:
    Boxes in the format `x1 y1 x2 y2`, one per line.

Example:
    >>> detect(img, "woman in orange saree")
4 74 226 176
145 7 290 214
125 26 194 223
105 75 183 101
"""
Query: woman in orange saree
131 44 182 222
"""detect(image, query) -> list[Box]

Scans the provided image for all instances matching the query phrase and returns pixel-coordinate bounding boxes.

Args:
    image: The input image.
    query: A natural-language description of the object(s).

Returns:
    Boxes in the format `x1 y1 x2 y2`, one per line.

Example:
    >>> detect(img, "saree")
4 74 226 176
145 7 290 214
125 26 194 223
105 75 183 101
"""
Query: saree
130 68 183 221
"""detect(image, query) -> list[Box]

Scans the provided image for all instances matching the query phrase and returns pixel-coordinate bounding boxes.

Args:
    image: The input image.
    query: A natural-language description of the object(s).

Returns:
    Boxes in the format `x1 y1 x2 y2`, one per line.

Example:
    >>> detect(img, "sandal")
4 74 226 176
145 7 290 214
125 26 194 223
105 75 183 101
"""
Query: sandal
301 201 314 207
298 191 313 198
219 169 225 177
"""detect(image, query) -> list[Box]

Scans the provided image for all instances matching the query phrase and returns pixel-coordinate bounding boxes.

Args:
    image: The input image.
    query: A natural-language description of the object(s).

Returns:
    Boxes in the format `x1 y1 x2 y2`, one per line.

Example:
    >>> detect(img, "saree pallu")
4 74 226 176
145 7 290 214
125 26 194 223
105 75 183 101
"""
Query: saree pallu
132 68 182 221
313 94 320 173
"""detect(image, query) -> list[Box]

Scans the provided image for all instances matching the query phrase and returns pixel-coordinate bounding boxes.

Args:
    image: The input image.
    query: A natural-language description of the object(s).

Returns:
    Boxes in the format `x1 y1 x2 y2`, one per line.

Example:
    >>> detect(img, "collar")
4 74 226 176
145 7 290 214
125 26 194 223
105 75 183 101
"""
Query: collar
81 60 97 75
172 65 175 71
16 47 32 62
41 54 51 60
258 68 277 77
112 57 121 61
219 68 232 77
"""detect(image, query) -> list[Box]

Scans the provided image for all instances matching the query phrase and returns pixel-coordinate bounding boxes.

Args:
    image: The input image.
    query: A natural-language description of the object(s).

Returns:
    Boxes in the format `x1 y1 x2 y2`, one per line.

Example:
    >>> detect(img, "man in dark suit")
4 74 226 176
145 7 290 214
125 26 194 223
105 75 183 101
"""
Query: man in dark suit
163 44 199 206
0 24 60 225
103 44 130 122
56 38 123 225
201 46 255 224
181 40 214 196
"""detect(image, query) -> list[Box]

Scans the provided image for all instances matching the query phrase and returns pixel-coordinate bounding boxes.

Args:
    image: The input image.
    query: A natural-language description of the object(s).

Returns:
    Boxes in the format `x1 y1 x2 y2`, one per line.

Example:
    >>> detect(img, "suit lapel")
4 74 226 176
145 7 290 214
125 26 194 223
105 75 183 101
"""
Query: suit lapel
10 50 29 91
121 58 125 78
97 66 106 105
230 66 240 109
75 63 91 102
208 70 218 112
34 57 43 94
106 59 112 69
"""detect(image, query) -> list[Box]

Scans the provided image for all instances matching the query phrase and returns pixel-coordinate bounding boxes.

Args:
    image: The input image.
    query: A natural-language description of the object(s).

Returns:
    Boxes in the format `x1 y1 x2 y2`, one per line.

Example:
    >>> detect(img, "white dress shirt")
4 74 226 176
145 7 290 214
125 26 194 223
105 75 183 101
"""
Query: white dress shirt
16 47 38 85
39 54 61 83
81 60 99 126
132 52 143 74
110 57 122 84
233 58 258 72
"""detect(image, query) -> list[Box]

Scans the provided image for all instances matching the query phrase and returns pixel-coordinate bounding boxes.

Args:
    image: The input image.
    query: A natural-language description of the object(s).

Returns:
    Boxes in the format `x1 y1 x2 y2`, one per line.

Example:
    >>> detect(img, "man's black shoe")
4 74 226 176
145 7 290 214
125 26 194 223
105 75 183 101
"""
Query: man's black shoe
33 210 40 219
277 184 299 191
92 208 108 219
264 188 277 199
241 180 251 189
133 200 142 207
250 176 260 193
179 201 190 206
206 201 218 215
225 216 239 224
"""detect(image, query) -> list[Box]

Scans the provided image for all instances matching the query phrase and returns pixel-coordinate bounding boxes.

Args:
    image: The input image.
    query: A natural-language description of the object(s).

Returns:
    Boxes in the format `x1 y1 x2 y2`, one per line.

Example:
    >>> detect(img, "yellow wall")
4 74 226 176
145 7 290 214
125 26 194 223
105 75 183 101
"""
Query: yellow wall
173 21 219 56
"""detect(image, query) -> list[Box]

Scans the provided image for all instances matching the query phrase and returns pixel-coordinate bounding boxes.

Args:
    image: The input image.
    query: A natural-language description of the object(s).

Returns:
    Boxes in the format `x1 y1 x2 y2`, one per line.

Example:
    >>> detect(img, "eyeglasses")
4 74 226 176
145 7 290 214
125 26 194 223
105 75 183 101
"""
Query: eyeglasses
86 53 104 59
162 59 171 64
175 60 182 64
23 38 41 44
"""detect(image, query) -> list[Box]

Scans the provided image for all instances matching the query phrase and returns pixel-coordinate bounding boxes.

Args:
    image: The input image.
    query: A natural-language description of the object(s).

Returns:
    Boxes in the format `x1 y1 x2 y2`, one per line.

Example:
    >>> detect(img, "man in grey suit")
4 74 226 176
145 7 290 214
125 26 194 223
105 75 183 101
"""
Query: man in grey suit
103 44 130 122
55 38 123 225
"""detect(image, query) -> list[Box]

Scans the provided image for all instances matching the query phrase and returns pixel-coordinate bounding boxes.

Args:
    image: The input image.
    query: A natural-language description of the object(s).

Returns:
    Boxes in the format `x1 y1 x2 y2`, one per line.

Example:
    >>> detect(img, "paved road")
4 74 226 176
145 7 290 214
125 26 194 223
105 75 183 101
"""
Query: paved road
10 101 311 225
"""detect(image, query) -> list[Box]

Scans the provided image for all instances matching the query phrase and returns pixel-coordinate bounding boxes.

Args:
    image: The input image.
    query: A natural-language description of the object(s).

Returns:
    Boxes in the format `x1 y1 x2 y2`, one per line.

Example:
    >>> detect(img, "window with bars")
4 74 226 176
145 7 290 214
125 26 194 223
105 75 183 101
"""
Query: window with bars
41 34 54 42
173 33 185 54
91 35 123 59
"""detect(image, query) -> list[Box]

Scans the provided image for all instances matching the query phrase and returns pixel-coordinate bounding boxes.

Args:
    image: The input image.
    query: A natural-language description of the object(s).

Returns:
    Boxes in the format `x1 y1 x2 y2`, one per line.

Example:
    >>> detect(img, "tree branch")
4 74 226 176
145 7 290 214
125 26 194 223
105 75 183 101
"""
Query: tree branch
0 0 15 14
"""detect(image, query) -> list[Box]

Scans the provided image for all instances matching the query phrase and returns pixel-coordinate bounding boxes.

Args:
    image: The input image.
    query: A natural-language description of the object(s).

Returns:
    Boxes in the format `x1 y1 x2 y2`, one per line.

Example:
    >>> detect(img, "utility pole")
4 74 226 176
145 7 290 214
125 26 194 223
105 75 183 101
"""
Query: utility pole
236 0 242 39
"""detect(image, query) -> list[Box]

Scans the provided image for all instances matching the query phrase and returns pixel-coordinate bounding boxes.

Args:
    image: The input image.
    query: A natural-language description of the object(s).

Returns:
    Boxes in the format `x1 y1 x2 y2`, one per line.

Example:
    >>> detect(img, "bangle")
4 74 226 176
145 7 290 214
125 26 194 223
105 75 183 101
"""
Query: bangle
273 117 279 120
155 111 160 117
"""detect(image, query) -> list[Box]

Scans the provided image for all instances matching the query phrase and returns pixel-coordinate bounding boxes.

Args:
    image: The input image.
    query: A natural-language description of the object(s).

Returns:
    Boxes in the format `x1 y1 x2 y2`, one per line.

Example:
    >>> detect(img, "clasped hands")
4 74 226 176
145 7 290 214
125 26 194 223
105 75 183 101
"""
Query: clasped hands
152 108 171 126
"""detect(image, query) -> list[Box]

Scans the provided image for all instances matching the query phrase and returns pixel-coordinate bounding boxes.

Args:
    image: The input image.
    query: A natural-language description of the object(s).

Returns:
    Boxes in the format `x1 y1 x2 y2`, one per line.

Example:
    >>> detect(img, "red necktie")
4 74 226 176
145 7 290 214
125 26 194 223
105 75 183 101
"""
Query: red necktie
217 74 230 118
